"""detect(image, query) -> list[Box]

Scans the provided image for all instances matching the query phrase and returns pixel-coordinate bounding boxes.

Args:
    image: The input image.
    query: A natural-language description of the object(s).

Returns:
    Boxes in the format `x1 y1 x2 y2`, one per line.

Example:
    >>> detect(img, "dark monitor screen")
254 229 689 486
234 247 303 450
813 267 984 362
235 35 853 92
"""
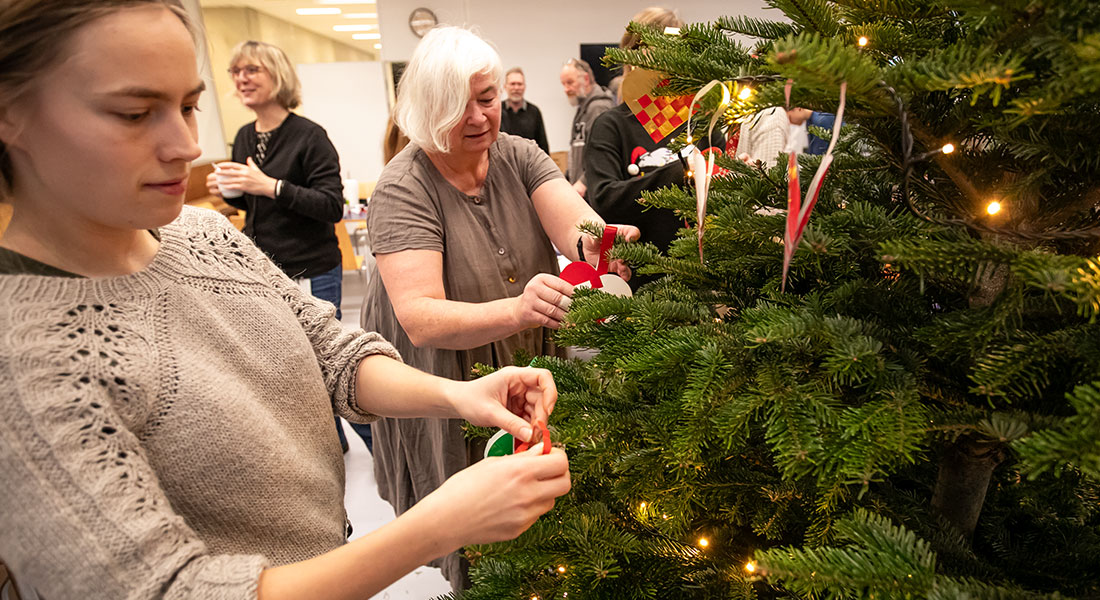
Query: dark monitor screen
580 43 619 88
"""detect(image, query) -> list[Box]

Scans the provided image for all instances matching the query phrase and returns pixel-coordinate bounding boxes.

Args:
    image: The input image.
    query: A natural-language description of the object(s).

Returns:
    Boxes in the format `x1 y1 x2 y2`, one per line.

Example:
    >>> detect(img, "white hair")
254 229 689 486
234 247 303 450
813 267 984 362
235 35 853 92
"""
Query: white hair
394 26 503 154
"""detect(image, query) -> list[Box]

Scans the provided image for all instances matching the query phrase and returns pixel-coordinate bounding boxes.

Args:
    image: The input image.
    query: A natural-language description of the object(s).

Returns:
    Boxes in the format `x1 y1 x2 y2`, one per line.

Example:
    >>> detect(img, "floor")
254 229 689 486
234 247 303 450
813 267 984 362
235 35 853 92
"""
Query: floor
338 270 453 599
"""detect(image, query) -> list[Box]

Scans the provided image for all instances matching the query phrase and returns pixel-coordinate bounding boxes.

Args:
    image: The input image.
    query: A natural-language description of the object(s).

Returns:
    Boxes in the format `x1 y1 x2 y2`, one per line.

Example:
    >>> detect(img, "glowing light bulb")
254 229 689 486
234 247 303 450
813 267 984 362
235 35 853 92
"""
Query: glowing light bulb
986 200 1002 215
639 502 647 510
857 36 869 47
558 565 567 573
738 87 753 100
941 143 955 154
698 537 710 548
745 561 757 573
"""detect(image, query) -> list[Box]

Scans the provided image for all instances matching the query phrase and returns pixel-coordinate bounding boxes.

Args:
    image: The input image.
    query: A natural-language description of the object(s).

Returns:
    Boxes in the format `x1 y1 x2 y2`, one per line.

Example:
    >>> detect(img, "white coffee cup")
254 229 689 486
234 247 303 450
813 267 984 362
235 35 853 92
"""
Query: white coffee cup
215 164 243 198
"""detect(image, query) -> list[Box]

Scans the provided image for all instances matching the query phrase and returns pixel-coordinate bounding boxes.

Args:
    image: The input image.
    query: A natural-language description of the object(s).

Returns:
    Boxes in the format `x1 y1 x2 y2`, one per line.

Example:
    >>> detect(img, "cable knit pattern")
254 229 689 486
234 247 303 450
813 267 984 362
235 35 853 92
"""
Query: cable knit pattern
0 206 400 598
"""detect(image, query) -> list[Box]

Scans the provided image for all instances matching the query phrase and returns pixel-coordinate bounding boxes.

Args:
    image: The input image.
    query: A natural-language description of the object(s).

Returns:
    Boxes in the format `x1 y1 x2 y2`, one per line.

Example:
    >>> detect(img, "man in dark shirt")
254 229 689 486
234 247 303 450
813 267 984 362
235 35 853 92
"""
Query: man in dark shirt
499 67 549 154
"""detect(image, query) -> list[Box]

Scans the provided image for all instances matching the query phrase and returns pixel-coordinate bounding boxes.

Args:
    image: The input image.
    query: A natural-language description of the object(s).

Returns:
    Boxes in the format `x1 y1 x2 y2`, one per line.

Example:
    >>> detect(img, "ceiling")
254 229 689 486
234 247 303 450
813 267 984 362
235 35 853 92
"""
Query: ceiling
201 0 382 53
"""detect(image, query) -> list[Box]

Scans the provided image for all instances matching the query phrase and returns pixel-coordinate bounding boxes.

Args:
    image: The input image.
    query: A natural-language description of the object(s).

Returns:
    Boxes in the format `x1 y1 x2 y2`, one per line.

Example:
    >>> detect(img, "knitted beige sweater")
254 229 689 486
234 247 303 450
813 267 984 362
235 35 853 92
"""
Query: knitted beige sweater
0 206 400 598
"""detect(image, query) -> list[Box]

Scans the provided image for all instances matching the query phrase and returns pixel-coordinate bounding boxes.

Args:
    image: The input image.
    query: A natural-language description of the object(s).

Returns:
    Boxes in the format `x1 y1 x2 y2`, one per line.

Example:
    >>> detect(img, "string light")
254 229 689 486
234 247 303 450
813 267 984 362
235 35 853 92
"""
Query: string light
744 561 757 573
986 200 1003 215
639 502 647 510
557 565 567 573
857 36 869 47
697 537 710 548
941 143 955 154
738 86 753 100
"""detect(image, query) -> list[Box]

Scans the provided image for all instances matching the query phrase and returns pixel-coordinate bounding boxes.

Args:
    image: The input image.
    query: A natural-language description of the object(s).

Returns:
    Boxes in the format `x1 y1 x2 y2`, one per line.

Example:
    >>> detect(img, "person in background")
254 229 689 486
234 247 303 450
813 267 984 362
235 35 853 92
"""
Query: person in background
736 107 837 166
805 110 838 155
560 57 616 198
383 113 411 165
584 7 726 290
207 40 344 315
362 26 639 590
205 40 366 452
0 3 571 598
500 67 549 154
607 6 681 102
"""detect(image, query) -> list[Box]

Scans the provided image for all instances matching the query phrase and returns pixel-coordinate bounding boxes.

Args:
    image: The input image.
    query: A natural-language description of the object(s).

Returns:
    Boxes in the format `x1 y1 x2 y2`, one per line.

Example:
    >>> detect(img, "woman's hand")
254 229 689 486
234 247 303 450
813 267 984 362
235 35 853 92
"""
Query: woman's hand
513 273 574 330
205 170 223 197
414 446 571 547
452 366 557 444
581 224 641 281
214 158 278 198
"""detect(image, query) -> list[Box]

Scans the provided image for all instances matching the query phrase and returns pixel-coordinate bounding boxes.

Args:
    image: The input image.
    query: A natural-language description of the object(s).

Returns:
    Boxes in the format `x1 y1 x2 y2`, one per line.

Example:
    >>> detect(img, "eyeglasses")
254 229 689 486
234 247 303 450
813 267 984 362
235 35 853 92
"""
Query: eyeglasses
228 65 263 77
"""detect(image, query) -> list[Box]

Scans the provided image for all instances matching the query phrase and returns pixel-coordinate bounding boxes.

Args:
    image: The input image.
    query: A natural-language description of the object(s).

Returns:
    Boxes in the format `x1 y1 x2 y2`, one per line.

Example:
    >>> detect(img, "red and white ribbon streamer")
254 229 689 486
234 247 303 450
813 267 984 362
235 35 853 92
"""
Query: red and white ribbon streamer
781 81 847 292
686 81 732 262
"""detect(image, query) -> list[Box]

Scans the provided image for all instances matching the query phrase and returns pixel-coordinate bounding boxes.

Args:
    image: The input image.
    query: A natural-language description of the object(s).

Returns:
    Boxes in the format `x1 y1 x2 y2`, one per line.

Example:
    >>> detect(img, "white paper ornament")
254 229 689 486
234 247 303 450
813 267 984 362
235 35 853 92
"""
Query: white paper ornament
575 273 633 297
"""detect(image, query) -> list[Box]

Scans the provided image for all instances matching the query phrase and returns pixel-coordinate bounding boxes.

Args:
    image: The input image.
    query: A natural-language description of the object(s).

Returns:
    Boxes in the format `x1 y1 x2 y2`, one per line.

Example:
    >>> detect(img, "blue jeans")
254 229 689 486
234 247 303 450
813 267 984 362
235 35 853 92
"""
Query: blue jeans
309 264 343 320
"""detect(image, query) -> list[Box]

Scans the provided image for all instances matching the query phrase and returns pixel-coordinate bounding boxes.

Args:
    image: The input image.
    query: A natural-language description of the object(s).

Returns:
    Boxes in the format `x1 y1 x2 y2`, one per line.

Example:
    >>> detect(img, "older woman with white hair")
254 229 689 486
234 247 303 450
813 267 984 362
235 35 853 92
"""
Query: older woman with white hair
362 26 640 588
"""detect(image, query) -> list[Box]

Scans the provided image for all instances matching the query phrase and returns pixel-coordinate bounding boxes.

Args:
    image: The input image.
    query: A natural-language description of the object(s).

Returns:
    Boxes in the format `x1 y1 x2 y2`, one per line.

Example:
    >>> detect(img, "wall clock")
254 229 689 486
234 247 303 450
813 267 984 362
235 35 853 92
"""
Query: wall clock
408 8 438 38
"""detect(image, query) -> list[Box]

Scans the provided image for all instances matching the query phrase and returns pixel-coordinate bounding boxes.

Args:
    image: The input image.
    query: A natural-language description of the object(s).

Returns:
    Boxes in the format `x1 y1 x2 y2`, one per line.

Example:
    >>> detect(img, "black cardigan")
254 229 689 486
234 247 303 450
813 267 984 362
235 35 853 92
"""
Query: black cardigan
225 113 344 279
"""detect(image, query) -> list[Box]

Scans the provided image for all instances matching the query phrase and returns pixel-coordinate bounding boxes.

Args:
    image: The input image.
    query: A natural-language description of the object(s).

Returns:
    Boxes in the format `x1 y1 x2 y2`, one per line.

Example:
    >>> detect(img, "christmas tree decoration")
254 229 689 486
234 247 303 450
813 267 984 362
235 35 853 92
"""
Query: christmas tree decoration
780 80 847 291
484 421 551 458
457 3 1100 599
560 225 631 297
685 80 732 262
622 68 694 144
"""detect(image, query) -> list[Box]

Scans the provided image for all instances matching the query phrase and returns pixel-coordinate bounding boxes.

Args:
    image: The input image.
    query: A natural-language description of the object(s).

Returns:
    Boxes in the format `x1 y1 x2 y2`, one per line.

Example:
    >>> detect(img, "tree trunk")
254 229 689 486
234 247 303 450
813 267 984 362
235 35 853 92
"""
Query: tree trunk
931 437 1006 538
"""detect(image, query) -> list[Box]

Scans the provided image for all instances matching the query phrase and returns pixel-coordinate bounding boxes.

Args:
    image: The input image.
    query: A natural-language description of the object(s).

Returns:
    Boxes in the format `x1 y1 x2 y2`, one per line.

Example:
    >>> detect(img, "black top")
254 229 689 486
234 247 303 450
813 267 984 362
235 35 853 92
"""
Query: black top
500 101 549 154
0 230 160 277
585 104 724 288
226 113 343 279
0 247 80 277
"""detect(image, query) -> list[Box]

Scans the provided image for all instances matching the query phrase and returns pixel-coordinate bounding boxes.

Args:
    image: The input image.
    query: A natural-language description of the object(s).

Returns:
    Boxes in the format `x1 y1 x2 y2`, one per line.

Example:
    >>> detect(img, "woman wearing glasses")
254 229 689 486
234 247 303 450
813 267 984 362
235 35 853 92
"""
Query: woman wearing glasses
207 41 345 318
210 42 369 451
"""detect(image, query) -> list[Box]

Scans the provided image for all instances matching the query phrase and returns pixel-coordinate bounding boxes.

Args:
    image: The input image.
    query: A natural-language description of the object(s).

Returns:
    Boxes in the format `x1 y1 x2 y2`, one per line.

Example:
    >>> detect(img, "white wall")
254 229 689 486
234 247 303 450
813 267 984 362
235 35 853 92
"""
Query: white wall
181 0 228 162
297 61 391 185
377 0 778 153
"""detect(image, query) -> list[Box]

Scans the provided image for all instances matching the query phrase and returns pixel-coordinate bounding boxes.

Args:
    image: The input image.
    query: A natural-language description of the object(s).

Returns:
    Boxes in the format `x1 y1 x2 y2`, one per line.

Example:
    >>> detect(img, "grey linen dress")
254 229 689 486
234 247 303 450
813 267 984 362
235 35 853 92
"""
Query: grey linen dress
362 133 564 587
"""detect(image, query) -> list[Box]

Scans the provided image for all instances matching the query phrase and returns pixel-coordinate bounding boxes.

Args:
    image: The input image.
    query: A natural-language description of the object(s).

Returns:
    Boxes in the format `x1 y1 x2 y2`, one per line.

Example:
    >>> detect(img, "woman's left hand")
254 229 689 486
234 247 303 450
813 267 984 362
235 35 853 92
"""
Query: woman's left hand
453 366 557 445
582 224 641 281
214 157 279 198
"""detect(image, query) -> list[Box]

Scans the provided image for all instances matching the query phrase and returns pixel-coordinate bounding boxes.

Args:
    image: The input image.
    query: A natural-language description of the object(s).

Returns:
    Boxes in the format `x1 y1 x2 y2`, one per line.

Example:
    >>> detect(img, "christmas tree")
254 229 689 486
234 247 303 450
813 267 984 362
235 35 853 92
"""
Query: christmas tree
457 1 1100 597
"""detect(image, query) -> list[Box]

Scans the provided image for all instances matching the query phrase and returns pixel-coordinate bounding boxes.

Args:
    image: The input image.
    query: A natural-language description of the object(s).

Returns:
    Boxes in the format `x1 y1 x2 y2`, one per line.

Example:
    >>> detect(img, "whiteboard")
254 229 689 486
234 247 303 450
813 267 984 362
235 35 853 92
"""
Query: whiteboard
297 61 390 188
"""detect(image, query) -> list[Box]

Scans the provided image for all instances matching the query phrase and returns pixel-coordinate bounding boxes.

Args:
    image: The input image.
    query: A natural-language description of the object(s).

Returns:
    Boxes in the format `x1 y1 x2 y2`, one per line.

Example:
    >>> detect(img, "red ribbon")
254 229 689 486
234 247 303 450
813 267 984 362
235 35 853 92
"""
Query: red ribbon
560 225 618 289
514 420 551 454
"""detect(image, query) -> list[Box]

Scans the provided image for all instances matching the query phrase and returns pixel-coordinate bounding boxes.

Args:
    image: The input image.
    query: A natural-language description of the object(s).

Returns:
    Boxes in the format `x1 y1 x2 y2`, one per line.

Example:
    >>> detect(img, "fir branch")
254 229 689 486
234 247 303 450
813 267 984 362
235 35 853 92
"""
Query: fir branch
715 15 796 41
771 0 842 37
1013 382 1100 480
